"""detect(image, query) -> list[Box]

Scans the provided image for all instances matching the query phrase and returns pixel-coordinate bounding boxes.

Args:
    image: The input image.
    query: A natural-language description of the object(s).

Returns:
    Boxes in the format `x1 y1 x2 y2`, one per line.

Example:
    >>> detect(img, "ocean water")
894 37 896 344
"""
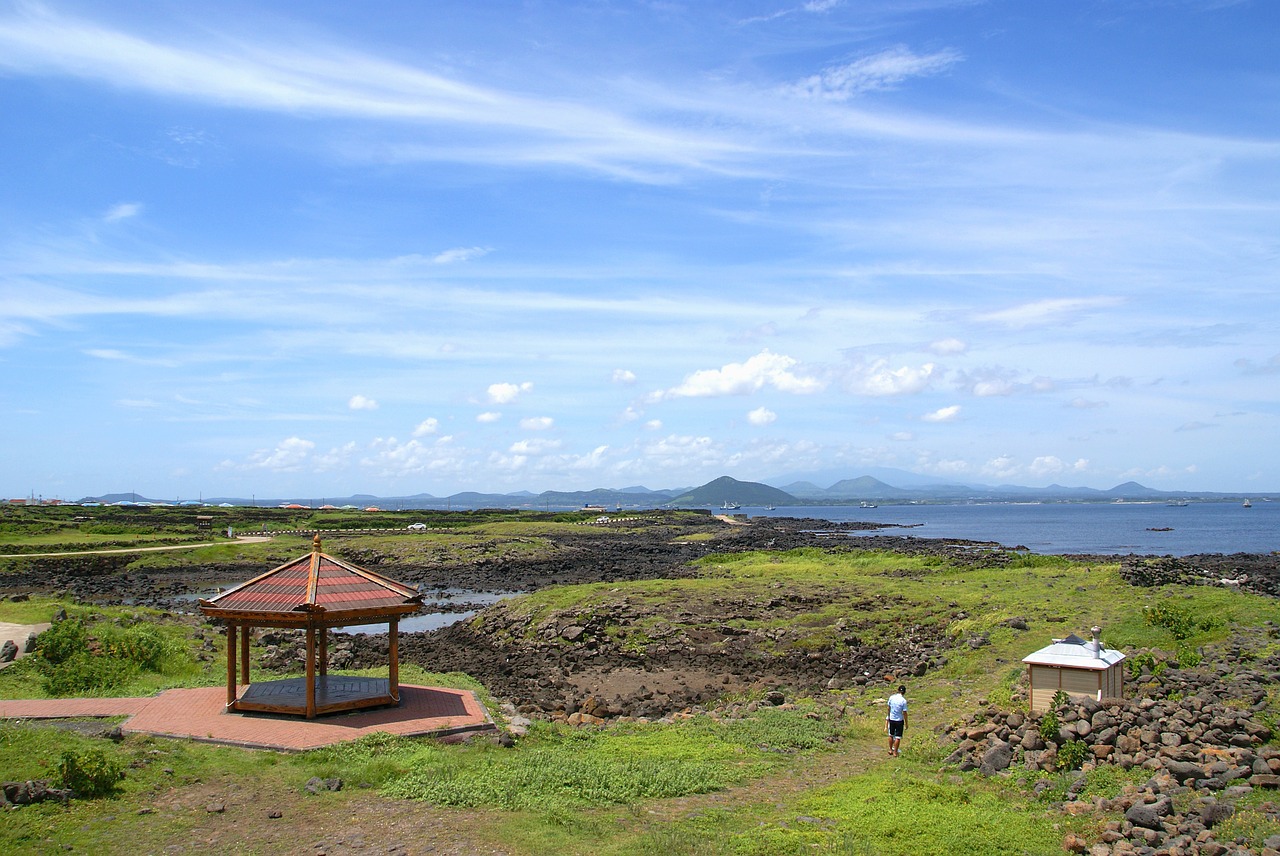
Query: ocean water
743 500 1277 556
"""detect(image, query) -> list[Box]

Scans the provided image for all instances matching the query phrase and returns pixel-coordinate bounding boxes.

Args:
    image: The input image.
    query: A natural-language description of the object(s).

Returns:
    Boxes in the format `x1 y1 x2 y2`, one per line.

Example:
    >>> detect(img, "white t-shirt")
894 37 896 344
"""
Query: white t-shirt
887 693 907 721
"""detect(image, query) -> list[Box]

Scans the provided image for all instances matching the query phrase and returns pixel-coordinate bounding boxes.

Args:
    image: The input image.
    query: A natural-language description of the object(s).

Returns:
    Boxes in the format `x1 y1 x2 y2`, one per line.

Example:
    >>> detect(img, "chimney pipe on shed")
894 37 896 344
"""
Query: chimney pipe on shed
1091 625 1102 658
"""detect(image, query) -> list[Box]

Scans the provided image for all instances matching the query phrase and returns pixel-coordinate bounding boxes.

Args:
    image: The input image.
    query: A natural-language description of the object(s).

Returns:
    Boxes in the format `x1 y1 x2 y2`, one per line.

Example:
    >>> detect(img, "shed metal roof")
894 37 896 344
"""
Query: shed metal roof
1023 633 1126 670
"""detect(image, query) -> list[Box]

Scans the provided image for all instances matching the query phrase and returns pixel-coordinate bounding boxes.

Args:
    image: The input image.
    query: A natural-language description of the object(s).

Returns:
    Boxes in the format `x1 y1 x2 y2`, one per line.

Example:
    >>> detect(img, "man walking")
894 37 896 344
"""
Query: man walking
886 685 908 756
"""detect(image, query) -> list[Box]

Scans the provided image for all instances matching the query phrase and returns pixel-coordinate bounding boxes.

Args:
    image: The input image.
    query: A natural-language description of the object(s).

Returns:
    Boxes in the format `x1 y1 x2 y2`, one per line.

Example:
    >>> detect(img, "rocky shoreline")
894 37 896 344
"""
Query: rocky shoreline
5 515 1279 728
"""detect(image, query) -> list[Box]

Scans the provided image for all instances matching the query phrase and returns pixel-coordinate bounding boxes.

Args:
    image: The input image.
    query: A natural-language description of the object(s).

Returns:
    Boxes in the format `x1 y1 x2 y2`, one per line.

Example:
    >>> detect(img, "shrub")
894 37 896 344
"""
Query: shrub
34 617 88 665
57 747 124 797
1038 709 1060 745
1143 603 1195 640
39 652 138 696
99 624 168 670
1057 739 1088 771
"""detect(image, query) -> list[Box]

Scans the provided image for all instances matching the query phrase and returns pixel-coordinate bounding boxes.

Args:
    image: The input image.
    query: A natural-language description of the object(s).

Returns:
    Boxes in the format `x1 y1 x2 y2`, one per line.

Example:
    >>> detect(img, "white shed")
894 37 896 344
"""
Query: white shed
1022 625 1125 712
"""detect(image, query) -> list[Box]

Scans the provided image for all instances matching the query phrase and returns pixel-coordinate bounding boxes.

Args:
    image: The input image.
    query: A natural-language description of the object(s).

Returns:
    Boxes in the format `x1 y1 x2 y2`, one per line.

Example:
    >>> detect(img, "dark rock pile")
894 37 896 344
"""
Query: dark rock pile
1 780 73 806
941 630 1280 855
1120 554 1280 599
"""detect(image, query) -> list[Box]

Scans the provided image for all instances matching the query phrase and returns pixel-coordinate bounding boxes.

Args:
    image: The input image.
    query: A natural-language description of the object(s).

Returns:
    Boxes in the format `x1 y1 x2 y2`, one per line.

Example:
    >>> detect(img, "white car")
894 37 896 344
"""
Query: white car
407 522 428 531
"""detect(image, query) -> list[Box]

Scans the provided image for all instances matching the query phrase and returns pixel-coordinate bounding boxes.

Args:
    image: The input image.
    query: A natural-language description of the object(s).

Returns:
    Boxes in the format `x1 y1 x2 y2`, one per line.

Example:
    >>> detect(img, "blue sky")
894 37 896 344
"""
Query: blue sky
2 0 1277 500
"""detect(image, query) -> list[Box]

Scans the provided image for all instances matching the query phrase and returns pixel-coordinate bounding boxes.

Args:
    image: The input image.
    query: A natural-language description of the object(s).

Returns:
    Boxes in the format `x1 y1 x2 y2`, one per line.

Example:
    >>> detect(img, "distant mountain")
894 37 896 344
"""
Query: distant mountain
824 476 915 500
766 467 971 491
668 476 796 508
1103 481 1166 498
778 481 827 499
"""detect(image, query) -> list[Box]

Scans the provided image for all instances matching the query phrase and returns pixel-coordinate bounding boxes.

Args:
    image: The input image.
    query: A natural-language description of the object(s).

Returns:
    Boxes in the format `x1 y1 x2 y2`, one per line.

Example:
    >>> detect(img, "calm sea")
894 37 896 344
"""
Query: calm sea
743 501 1277 556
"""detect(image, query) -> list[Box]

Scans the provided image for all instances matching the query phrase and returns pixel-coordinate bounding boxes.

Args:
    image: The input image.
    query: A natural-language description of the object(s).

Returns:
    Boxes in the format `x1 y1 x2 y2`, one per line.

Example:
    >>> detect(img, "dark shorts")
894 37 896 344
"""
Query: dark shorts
888 719 905 738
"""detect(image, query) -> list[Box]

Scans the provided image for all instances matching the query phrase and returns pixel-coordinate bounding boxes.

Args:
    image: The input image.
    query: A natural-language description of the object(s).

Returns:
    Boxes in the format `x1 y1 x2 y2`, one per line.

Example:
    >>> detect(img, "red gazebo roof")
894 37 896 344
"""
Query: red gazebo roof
200 535 421 624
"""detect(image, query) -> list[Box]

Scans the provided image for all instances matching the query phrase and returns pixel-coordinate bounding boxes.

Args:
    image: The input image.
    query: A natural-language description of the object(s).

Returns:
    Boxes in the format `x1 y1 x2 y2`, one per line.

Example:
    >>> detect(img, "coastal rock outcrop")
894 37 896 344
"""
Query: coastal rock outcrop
941 627 1280 855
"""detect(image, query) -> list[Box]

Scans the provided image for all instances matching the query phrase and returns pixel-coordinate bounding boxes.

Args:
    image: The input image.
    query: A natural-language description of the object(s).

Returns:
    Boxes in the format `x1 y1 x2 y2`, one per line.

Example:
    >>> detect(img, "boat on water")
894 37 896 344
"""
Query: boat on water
860 501 877 508
721 501 741 510
1243 499 1252 508
1167 499 1189 507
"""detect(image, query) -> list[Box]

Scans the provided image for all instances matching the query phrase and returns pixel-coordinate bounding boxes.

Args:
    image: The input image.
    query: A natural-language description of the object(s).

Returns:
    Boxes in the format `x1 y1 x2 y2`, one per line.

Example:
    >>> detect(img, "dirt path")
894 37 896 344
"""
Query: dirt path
0 535 272 559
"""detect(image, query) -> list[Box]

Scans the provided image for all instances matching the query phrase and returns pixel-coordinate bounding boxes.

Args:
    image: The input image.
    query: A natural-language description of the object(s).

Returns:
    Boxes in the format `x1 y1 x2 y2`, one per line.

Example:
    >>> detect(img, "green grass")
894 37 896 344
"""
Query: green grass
382 705 848 810
1 517 1278 855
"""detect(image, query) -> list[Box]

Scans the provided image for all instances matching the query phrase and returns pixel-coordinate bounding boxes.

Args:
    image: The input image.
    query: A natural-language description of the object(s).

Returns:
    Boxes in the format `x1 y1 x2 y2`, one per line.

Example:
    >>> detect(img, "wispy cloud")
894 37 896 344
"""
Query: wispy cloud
433 246 491 264
103 202 141 222
789 45 962 101
0 4 752 180
975 297 1125 329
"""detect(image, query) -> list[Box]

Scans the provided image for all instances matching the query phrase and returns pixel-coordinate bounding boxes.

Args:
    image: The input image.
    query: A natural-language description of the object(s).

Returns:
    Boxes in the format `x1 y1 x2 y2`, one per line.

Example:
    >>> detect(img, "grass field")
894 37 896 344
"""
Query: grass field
0 511 1277 855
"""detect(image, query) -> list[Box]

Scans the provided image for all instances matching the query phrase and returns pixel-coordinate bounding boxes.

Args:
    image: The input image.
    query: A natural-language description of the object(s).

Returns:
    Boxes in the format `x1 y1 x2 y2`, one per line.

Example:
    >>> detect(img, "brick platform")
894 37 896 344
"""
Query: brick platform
0 684 493 751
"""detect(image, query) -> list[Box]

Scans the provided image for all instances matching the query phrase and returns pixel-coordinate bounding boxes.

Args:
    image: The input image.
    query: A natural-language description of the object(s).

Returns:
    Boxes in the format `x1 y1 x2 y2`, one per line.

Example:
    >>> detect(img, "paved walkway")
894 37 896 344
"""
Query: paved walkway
0 684 493 751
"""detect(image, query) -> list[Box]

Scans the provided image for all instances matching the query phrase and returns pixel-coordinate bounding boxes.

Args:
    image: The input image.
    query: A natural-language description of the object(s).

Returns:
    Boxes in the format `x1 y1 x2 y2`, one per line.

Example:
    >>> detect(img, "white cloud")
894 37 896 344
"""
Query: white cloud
509 437 561 455
842 359 936 396
929 338 967 355
348 394 378 411
747 406 777 426
103 202 141 222
363 435 459 476
314 441 357 472
657 350 823 400
519 416 554 430
1028 456 1066 477
644 419 663 430
412 417 439 437
488 381 532 404
922 405 961 423
983 455 1019 481
476 411 501 423
250 437 315 471
890 431 914 441
972 378 1015 397
432 246 490 264
790 46 962 101
1067 398 1108 409
612 368 637 384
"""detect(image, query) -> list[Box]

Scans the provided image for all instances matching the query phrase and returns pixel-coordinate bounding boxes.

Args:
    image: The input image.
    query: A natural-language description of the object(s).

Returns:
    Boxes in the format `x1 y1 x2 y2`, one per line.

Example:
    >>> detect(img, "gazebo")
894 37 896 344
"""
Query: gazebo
199 535 423 719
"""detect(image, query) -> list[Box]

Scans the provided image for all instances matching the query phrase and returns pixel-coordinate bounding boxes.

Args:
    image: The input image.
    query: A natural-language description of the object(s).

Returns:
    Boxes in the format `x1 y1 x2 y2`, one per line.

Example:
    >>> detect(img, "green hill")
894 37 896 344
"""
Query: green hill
669 475 796 508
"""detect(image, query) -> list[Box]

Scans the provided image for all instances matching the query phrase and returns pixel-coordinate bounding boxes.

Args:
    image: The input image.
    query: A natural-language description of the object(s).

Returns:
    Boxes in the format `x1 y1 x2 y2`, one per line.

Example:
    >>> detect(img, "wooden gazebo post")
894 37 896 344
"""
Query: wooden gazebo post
239 624 251 686
225 624 238 707
305 624 317 718
389 616 399 702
